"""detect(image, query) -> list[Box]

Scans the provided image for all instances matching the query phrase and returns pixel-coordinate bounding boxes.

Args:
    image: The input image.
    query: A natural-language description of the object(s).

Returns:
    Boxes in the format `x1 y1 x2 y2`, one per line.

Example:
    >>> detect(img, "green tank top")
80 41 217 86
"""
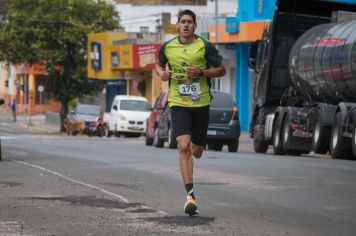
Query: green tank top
158 36 223 107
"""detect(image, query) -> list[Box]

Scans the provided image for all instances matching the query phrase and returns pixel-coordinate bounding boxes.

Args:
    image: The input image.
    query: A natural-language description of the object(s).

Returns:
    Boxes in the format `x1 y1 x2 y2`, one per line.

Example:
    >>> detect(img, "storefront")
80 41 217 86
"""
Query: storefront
87 32 162 111
15 63 60 115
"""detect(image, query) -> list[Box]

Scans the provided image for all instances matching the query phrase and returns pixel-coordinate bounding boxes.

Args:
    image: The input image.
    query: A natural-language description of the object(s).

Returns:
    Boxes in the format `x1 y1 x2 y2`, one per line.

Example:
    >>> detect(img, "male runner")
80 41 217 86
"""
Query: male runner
155 9 226 216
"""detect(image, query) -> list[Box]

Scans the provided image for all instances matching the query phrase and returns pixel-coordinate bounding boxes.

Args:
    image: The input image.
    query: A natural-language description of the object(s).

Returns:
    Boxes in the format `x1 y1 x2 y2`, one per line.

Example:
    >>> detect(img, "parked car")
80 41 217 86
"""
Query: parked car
145 91 168 146
68 104 105 137
153 91 240 152
154 105 177 148
206 91 240 152
104 95 151 137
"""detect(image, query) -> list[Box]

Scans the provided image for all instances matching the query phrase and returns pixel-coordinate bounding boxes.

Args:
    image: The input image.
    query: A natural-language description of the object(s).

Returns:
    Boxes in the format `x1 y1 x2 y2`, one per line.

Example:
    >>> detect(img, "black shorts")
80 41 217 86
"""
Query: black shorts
170 105 210 146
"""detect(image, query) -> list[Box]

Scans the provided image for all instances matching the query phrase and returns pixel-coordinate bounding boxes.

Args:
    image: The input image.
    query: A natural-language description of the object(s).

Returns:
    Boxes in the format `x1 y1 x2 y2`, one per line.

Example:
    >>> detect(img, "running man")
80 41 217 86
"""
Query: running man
155 9 226 216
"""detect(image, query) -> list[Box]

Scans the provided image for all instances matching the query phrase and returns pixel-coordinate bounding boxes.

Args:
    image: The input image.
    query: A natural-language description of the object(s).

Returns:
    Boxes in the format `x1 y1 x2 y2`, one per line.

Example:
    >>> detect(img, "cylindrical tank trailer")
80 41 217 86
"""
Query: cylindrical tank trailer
289 20 356 104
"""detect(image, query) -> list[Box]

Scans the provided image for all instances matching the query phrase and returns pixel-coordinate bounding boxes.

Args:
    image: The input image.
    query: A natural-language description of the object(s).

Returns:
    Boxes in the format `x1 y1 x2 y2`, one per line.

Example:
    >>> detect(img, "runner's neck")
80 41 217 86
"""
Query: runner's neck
179 35 197 45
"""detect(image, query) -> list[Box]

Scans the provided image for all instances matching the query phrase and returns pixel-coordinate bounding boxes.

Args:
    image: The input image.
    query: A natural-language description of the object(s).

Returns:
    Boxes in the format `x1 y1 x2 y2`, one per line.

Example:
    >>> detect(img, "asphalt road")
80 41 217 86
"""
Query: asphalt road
1 119 356 235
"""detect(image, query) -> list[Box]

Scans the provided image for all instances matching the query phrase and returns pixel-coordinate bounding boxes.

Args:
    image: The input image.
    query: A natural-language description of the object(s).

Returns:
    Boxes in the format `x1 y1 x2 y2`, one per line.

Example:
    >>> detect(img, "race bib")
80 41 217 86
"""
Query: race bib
178 82 201 96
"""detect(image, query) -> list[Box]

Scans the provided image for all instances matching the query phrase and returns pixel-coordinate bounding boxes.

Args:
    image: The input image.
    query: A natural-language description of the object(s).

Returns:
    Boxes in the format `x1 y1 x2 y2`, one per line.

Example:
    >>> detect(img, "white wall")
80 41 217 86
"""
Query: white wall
116 0 237 33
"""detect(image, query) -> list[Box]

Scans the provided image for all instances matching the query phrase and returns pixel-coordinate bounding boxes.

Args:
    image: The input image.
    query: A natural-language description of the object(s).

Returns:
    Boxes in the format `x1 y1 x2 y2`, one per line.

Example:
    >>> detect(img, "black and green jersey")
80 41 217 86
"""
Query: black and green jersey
158 35 223 107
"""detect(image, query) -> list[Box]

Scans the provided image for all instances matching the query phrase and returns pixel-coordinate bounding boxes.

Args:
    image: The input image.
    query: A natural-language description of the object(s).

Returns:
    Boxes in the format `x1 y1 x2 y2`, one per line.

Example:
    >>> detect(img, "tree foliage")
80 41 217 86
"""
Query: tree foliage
0 0 120 131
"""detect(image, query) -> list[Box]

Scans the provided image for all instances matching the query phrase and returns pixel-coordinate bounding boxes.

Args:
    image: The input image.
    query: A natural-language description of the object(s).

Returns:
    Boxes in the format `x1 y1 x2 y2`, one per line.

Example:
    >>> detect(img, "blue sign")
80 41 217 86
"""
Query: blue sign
226 17 240 33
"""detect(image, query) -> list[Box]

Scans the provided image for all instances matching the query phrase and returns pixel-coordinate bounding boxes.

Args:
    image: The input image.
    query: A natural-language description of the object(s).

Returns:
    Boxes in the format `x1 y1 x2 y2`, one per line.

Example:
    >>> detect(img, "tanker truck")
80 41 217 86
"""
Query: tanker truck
249 0 356 159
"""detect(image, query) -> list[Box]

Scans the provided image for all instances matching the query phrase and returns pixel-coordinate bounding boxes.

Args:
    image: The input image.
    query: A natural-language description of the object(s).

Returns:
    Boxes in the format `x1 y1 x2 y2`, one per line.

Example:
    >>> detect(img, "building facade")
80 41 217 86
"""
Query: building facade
0 62 60 115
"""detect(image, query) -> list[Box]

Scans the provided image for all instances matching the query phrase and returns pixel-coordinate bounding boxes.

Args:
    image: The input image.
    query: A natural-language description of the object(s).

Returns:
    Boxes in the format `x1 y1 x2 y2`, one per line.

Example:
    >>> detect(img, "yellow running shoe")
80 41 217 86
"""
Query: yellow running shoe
184 195 198 216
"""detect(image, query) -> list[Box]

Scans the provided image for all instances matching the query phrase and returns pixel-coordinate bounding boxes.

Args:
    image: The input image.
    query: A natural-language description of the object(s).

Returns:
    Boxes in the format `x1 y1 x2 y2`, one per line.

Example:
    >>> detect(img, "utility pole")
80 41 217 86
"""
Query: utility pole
215 0 219 43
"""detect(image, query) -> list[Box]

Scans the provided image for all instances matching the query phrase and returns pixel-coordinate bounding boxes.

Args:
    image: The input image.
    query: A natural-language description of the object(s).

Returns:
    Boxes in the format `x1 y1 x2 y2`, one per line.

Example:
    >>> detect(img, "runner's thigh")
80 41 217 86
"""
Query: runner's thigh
191 106 210 146
170 106 192 138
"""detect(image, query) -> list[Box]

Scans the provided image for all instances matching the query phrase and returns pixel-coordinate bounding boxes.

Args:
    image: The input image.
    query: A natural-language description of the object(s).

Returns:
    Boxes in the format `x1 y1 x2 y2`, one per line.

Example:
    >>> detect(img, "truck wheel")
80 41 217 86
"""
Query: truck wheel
213 144 223 151
167 126 177 149
272 114 286 155
228 140 239 153
207 144 214 150
153 127 164 148
253 124 269 153
312 110 329 154
330 112 351 159
352 127 356 158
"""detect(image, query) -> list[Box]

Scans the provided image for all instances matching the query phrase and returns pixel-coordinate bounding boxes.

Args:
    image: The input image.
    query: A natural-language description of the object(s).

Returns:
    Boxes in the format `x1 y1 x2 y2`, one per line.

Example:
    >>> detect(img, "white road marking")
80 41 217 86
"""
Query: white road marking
10 159 167 216
12 159 129 203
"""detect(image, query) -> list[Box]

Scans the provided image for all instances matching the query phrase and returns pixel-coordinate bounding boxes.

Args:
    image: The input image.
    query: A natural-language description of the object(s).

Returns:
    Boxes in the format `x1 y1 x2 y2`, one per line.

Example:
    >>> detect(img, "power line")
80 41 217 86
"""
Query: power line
120 13 160 21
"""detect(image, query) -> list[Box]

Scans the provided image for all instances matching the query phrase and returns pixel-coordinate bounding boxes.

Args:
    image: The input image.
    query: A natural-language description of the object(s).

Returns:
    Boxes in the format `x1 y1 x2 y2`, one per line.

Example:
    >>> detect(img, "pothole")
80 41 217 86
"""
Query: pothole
143 215 215 227
0 182 23 188
24 195 140 209
101 182 140 190
128 208 157 213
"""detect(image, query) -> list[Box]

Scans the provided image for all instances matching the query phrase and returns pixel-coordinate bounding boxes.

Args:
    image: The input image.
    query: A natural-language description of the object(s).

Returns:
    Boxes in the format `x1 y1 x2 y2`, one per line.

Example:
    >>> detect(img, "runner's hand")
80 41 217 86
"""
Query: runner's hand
186 65 201 78
160 70 172 81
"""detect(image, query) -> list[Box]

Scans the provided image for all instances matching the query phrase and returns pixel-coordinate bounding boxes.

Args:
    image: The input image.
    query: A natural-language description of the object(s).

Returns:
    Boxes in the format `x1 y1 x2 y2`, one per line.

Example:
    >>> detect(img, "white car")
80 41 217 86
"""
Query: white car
104 95 151 137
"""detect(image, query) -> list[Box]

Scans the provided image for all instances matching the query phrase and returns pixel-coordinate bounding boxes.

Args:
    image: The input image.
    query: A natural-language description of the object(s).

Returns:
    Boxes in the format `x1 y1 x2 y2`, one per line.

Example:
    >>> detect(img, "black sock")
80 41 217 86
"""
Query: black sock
185 183 195 199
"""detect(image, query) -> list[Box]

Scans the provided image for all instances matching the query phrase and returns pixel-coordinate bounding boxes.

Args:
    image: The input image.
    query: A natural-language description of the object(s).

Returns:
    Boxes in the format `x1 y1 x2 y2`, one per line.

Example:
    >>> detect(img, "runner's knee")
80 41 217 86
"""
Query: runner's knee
177 136 191 153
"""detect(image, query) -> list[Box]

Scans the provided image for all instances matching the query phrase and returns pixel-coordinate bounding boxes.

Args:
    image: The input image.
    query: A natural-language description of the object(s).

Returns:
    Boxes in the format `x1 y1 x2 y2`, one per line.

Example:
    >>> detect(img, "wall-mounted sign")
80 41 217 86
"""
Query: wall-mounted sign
226 17 240 33
133 44 161 69
90 42 102 71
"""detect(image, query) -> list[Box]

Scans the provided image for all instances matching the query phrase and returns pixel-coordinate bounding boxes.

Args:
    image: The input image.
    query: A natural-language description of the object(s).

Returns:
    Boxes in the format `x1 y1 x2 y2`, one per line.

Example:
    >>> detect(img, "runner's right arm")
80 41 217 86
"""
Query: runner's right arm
155 62 171 82
155 41 171 81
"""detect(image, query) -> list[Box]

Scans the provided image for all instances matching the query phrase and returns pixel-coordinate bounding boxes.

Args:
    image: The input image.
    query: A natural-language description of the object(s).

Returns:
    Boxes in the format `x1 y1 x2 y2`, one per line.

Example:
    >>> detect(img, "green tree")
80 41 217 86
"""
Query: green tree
0 0 120 131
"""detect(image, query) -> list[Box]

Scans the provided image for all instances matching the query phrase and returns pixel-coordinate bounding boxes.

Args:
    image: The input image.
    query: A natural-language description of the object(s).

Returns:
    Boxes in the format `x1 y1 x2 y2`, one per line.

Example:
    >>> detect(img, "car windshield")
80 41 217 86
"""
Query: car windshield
76 105 101 116
211 93 234 108
120 100 151 111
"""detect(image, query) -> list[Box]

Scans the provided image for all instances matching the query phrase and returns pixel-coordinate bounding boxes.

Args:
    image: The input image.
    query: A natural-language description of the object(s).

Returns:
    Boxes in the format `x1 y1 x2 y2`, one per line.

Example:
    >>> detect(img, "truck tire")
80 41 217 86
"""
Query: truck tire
207 144 214 150
213 144 223 151
330 112 351 159
253 122 269 153
352 127 356 158
272 114 286 155
167 125 177 149
312 110 330 154
228 139 239 153
153 127 164 148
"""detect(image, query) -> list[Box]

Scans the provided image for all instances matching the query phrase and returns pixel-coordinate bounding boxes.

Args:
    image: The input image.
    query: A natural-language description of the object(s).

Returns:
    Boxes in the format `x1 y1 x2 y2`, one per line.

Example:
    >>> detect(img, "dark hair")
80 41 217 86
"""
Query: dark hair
178 9 196 23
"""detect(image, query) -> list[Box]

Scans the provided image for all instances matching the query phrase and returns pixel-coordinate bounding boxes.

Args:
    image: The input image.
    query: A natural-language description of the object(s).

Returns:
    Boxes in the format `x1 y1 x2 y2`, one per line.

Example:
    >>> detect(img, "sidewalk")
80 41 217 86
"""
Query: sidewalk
0 108 60 134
